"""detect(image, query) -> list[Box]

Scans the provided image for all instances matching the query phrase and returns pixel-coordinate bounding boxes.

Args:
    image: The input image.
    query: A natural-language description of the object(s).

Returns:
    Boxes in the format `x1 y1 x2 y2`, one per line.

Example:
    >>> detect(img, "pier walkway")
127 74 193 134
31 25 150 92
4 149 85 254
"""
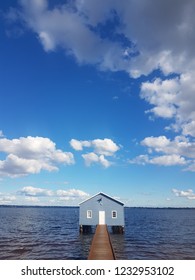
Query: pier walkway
88 225 116 260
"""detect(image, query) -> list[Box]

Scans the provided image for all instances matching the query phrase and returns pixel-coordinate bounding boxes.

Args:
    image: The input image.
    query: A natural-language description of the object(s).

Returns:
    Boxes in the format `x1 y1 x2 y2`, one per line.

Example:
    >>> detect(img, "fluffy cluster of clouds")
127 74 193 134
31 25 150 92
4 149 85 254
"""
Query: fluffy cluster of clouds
20 186 89 201
6 0 195 170
8 1 195 74
0 187 89 205
130 135 195 171
0 135 119 178
172 188 195 200
70 138 120 167
140 74 195 137
0 136 74 177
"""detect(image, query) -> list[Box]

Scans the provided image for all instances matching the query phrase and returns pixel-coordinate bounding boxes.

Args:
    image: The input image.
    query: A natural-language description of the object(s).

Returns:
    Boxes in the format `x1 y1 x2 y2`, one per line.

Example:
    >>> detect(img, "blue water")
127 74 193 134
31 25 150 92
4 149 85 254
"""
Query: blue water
0 206 195 259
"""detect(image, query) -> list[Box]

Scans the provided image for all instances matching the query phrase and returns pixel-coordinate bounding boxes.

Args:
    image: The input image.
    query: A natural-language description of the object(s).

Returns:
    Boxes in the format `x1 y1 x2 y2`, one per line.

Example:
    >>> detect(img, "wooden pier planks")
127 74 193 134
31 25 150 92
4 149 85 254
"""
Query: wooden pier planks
88 225 116 260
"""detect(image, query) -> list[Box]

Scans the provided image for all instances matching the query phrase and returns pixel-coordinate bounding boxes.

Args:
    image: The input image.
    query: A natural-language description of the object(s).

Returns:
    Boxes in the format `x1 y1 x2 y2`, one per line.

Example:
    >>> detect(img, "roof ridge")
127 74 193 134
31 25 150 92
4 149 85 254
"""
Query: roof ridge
79 192 124 206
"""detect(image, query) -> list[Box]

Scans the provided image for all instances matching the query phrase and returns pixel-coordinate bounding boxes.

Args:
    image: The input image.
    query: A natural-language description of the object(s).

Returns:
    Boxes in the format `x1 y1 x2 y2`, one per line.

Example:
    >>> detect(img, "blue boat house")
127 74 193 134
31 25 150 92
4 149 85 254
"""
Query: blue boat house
79 192 124 233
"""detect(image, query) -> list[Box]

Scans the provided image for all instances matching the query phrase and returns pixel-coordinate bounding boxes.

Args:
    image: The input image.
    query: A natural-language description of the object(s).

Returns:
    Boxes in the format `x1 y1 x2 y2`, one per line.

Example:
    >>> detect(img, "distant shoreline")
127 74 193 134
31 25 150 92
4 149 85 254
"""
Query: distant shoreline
0 205 195 209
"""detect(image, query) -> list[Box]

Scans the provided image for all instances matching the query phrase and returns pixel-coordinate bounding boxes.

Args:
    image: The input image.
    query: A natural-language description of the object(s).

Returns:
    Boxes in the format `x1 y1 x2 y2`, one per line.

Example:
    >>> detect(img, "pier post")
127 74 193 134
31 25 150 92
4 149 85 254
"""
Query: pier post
79 225 92 234
112 225 124 234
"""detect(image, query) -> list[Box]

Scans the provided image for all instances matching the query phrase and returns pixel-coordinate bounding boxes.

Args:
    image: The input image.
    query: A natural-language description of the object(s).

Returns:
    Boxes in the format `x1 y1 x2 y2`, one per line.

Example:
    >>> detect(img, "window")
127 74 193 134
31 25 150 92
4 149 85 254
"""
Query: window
87 210 92 218
112 211 117 218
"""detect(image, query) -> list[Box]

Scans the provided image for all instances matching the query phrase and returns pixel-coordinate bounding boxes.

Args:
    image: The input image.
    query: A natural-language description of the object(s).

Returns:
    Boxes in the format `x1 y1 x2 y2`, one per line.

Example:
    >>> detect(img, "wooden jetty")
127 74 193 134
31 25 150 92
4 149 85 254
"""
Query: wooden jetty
88 225 116 260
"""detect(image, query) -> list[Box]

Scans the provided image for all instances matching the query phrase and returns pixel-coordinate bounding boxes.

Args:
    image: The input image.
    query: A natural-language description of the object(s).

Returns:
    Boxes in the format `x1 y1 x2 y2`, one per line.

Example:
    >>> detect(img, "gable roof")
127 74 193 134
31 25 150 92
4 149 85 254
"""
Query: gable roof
79 192 124 206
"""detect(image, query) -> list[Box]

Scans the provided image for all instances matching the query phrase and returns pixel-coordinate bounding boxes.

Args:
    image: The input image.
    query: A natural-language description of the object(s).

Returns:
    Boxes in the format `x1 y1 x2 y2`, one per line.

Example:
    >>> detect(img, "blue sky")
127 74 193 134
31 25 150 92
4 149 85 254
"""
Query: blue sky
0 0 195 207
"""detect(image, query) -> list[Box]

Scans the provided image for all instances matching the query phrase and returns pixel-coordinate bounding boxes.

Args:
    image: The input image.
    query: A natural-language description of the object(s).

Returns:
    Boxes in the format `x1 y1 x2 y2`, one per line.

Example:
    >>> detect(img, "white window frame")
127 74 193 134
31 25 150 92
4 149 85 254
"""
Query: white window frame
112 210 117 219
87 210 92 219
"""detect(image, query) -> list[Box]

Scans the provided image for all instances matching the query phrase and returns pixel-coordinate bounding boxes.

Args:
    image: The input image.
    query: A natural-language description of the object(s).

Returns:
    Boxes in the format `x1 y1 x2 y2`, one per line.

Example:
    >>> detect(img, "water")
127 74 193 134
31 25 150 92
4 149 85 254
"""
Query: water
112 208 195 259
0 206 195 259
0 206 91 260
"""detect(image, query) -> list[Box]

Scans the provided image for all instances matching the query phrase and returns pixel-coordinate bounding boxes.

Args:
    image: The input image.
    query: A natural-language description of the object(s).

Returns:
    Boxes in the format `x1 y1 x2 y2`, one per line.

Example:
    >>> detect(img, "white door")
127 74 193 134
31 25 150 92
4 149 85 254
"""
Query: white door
99 211 105 225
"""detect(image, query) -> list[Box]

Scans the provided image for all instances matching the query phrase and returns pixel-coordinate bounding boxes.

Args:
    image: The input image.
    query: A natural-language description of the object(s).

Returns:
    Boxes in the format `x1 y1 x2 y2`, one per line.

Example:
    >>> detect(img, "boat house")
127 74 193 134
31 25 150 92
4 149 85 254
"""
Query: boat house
79 192 124 233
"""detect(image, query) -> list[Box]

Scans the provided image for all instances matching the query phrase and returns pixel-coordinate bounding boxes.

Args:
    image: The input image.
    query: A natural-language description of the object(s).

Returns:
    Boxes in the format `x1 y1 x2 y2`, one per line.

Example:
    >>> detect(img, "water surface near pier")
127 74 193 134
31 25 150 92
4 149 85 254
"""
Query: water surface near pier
0 206 195 259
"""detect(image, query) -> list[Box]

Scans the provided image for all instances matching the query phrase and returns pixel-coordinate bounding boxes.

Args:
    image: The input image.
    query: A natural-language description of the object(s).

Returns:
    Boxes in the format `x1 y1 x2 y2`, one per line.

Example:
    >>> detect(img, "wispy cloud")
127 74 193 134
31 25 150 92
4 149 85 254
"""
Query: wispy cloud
20 186 53 197
0 195 16 204
0 130 5 138
129 154 186 167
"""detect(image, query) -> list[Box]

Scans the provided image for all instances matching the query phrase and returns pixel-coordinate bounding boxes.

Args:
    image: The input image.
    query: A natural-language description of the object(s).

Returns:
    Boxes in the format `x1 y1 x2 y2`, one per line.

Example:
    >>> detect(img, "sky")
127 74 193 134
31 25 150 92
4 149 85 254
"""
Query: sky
0 0 195 207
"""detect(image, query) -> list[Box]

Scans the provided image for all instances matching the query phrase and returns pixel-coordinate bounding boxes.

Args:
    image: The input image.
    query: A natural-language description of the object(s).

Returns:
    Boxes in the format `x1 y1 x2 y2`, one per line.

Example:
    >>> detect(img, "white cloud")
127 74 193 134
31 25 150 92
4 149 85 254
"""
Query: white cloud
129 154 186 167
19 186 90 204
38 31 55 51
140 74 195 136
69 139 91 151
141 135 195 159
0 154 56 177
6 0 195 172
72 0 195 79
70 138 119 155
70 138 119 167
0 195 16 204
140 78 180 119
182 121 195 137
82 152 112 168
150 155 186 166
20 186 89 200
21 186 53 196
91 138 120 156
0 186 90 205
10 0 129 72
6 1 195 134
12 0 188 76
129 154 149 166
8 0 195 77
141 136 171 152
99 155 112 168
172 188 195 200
0 136 74 177
82 152 99 166
129 135 195 170
183 161 195 172
56 188 89 200
8 0 195 138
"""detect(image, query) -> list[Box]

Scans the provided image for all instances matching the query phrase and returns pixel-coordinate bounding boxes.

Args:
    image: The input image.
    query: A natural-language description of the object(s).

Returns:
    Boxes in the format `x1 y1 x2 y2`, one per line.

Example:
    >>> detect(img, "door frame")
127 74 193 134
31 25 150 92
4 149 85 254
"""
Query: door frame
99 210 106 225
